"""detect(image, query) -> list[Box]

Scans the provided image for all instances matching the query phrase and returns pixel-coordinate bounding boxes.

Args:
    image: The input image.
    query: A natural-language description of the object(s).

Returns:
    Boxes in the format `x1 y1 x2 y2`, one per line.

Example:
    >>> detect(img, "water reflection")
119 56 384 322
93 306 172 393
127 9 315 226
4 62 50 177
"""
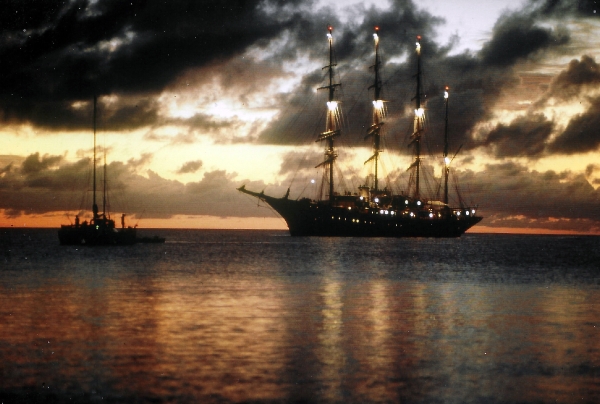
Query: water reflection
1 231 600 403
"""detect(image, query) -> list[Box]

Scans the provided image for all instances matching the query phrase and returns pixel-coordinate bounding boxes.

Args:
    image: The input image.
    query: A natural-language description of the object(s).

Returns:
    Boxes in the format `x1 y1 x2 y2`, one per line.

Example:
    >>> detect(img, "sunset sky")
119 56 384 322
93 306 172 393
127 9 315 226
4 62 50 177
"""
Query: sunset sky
1 0 600 234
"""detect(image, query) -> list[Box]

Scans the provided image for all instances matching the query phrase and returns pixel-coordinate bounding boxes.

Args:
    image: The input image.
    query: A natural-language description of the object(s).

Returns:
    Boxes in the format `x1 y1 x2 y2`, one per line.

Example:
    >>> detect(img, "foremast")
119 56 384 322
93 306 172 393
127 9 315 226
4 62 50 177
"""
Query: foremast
316 26 341 203
410 36 425 200
365 27 385 191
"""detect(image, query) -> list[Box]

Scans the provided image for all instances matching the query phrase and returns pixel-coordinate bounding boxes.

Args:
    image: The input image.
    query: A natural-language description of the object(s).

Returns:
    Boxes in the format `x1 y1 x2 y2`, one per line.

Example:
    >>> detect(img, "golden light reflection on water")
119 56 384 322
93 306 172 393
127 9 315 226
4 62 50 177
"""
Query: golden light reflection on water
317 277 344 402
1 273 600 402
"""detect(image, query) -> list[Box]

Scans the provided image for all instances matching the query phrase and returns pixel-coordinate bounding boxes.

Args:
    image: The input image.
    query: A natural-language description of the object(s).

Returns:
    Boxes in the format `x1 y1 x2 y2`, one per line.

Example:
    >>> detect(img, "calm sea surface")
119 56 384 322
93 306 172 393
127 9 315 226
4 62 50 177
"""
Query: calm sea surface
1 228 599 403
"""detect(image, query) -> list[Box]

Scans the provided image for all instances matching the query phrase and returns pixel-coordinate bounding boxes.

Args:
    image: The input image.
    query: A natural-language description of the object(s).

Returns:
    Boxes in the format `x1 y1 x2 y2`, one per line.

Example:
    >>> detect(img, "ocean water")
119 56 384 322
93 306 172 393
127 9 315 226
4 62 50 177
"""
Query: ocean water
1 228 599 403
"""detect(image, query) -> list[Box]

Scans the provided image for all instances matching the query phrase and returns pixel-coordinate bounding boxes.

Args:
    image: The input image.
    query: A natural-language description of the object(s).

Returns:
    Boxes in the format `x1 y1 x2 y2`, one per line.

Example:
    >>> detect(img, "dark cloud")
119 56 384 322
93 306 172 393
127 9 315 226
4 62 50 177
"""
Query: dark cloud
532 0 600 17
257 0 571 162
177 160 203 174
548 96 600 154
21 152 63 174
0 0 311 129
454 161 600 225
127 153 153 169
0 163 13 176
257 0 447 148
0 0 573 146
479 14 568 67
585 164 599 177
479 113 554 158
278 150 324 176
0 152 266 219
539 55 600 102
102 99 160 131
0 95 161 132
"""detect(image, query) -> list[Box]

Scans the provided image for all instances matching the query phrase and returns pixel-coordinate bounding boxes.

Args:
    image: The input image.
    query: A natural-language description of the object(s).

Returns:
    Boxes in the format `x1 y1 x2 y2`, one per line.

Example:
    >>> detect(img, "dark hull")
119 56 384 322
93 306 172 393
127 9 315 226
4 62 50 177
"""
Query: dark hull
239 187 481 238
58 225 137 246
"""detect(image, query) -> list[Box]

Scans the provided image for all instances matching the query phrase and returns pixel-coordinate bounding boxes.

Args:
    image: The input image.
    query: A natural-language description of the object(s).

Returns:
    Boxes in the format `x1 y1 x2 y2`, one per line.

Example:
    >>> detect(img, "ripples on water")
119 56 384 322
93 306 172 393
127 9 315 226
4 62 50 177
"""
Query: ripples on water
1 229 599 403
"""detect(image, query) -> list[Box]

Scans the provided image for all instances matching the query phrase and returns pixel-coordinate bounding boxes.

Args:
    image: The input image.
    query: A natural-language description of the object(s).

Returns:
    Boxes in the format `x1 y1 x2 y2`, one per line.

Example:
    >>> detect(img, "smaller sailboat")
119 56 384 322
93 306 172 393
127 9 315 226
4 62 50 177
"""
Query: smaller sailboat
58 96 137 245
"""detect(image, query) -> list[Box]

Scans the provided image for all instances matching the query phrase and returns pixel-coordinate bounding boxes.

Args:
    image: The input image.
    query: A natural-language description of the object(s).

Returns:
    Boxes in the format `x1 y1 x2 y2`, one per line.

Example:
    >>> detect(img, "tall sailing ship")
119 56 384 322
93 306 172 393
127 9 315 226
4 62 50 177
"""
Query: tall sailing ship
238 27 482 237
58 96 137 245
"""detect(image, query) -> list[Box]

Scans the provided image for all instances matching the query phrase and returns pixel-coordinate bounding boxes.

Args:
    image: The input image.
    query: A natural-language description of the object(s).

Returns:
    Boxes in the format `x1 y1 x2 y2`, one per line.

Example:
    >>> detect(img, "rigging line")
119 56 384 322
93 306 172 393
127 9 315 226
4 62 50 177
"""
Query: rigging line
297 178 313 199
282 70 328 187
455 169 476 207
378 158 390 189
392 166 408 195
78 161 92 216
345 79 371 132
133 209 145 227
288 101 327 191
279 82 318 144
421 167 437 200
238 192 275 214
446 169 458 206
333 162 350 193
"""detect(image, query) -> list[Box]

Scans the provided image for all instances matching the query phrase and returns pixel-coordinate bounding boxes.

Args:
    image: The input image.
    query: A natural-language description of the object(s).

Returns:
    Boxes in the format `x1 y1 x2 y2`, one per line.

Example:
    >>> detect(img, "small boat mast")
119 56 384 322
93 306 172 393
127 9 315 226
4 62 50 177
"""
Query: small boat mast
315 26 342 203
92 95 99 220
92 95 109 222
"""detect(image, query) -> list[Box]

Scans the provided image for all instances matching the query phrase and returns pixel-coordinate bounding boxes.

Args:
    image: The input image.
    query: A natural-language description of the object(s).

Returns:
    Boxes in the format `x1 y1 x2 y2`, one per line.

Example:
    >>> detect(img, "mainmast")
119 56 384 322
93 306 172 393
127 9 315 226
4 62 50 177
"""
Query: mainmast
316 25 341 203
410 36 424 200
365 26 385 191
92 95 99 219
103 143 107 218
443 86 450 205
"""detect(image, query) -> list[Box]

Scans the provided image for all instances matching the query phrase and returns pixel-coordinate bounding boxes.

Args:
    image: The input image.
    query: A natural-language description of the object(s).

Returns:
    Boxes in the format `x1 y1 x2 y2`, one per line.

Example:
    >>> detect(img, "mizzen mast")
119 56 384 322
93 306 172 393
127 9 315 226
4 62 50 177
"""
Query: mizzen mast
443 86 450 205
316 25 341 203
410 36 425 200
365 26 385 191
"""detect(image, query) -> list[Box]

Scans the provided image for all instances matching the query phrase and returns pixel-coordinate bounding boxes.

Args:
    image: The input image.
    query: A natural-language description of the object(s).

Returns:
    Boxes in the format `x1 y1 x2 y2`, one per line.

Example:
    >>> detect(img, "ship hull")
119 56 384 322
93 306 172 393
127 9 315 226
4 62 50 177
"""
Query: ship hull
58 225 137 246
239 188 481 238
275 200 479 237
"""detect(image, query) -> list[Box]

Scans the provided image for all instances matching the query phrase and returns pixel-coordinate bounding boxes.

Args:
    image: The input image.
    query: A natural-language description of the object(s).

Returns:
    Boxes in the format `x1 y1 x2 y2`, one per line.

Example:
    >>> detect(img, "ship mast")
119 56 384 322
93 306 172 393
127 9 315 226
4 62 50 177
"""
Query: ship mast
103 143 107 218
365 27 384 191
316 26 341 203
410 36 424 200
443 86 450 205
92 95 99 220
